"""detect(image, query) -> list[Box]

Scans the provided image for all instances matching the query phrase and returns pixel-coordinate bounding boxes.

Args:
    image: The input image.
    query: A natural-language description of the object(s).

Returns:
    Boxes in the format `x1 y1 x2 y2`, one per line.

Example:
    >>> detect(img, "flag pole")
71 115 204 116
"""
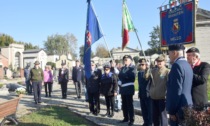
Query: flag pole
124 2 147 60
91 2 113 60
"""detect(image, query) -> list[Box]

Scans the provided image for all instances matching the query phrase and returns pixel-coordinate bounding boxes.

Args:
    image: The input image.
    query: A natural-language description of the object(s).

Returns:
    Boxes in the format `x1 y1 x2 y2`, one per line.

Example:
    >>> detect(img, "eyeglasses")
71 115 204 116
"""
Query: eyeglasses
140 64 145 66
105 69 110 71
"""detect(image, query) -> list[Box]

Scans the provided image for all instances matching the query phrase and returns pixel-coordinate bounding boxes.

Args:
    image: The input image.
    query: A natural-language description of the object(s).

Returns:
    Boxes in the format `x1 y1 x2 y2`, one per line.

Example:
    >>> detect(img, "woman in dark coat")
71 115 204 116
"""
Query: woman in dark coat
100 64 118 117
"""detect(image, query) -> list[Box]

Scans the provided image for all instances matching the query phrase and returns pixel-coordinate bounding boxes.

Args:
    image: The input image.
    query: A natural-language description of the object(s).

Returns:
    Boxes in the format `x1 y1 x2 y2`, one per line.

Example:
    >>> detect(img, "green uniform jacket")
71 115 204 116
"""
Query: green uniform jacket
30 67 44 82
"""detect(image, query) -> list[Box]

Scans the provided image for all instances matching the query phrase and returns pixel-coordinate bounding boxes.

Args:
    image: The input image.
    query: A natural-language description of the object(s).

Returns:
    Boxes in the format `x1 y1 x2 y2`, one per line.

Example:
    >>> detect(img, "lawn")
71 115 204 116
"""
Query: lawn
18 106 95 126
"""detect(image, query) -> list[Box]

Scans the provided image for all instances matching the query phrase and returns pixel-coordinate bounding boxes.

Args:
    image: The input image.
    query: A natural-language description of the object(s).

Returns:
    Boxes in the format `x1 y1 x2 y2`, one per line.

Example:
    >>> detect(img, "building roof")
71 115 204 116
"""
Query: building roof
23 49 44 54
197 8 210 19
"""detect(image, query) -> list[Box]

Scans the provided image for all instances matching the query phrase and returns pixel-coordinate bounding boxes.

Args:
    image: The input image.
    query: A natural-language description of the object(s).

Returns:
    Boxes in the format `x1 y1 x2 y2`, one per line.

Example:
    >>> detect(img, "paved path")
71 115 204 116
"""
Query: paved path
0 80 144 126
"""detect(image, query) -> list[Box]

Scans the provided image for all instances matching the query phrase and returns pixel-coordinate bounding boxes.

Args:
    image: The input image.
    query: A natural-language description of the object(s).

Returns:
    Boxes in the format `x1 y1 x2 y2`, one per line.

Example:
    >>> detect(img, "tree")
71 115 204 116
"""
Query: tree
16 41 39 50
147 25 161 55
79 45 95 63
0 34 15 46
95 44 110 58
44 33 77 59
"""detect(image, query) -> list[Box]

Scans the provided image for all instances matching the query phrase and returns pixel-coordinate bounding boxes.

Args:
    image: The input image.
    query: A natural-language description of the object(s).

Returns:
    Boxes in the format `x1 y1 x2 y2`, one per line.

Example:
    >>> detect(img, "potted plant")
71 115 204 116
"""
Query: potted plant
15 87 26 97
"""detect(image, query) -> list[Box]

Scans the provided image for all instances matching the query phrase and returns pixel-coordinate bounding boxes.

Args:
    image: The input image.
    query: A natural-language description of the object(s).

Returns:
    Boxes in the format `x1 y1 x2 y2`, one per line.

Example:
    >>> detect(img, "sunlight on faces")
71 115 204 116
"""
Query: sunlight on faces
124 58 132 66
91 64 95 71
186 53 197 65
156 60 165 68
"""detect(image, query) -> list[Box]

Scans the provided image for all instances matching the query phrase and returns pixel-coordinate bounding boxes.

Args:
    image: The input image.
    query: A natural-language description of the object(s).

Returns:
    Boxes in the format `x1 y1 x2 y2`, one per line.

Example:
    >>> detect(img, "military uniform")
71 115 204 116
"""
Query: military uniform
118 55 136 125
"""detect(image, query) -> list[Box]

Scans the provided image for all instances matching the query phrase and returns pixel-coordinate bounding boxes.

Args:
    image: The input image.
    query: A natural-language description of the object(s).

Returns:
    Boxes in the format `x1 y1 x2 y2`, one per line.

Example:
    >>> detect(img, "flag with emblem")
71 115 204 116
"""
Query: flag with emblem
122 0 135 51
84 0 103 79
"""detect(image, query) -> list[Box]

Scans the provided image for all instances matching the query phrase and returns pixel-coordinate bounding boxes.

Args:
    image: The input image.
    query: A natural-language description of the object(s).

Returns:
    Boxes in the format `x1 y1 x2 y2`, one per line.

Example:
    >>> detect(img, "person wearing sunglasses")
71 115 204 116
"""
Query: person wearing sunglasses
100 63 118 117
138 58 152 126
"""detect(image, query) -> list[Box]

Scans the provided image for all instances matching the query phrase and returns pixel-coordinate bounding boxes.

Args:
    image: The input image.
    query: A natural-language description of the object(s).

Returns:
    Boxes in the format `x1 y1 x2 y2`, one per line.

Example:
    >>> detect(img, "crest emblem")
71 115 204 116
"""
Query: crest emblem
172 18 180 34
86 30 92 47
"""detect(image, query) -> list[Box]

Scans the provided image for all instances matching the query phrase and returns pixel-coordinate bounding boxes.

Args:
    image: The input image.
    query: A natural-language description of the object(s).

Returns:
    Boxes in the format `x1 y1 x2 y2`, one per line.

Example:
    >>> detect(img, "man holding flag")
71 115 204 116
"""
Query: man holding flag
84 0 103 116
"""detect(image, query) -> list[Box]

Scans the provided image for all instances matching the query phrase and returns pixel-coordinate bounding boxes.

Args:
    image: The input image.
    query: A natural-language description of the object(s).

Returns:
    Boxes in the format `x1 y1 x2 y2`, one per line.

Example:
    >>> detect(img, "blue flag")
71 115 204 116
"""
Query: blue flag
84 1 103 79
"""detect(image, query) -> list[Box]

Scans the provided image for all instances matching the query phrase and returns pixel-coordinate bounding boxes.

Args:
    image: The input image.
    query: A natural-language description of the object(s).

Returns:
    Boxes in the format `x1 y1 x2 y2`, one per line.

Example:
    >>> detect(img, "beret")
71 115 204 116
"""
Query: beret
168 44 185 51
138 58 147 64
156 54 165 61
186 47 200 54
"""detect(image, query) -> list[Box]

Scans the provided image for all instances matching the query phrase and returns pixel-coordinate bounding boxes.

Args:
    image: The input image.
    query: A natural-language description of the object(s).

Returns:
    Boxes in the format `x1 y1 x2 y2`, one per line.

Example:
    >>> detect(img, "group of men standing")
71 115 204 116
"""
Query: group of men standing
24 43 209 126
138 44 210 126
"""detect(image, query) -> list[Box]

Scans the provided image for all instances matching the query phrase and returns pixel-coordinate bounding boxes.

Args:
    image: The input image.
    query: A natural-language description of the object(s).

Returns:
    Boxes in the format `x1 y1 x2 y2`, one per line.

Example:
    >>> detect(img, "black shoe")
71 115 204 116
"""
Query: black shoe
128 121 134 126
49 95 51 97
35 101 38 104
45 94 48 97
109 111 114 117
119 119 129 123
38 101 42 104
78 96 81 99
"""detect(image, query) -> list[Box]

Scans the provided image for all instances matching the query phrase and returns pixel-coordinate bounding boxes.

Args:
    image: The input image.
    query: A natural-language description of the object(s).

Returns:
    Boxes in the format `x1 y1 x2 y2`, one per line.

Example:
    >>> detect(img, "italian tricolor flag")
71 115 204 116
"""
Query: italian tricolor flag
122 0 135 51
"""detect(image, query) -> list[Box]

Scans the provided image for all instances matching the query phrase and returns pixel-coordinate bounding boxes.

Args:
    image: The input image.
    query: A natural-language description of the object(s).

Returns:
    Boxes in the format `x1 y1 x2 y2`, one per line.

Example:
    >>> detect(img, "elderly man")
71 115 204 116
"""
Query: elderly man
186 47 210 105
30 61 44 104
166 44 193 126
72 60 85 99
118 55 136 126
150 54 169 126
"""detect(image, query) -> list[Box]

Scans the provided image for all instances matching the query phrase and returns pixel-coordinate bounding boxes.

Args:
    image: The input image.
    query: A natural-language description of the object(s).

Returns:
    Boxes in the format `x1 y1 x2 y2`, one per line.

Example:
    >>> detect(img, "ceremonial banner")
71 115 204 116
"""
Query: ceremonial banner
84 0 103 79
160 0 195 46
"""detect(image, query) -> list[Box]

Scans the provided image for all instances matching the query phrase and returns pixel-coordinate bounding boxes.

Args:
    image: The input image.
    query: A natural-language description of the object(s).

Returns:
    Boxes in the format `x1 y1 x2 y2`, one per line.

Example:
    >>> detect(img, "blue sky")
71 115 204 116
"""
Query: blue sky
0 0 209 56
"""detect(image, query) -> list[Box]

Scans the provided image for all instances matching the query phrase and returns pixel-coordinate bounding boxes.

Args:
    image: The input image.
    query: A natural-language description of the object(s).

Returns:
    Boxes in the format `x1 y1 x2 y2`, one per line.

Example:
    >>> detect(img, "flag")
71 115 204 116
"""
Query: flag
84 0 103 79
122 0 135 51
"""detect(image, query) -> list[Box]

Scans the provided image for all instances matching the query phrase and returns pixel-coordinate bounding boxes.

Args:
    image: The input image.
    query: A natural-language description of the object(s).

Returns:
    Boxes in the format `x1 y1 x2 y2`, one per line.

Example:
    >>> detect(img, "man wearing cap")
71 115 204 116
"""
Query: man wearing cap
186 47 210 106
149 54 169 126
58 62 69 99
30 61 44 104
166 44 193 126
86 61 102 116
118 55 136 126
72 60 85 99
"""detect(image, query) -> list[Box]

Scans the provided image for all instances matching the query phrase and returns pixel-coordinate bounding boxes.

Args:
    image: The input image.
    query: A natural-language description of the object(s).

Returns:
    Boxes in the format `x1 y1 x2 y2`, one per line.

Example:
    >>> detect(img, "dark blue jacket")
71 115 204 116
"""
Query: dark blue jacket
118 64 136 95
166 57 193 117
72 66 84 82
100 72 118 96
138 70 151 99
86 69 102 94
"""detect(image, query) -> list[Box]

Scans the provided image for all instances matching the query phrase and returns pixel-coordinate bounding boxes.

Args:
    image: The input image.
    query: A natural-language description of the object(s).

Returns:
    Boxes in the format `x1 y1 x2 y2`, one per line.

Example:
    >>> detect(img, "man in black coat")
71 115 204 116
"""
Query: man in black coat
186 47 210 105
58 62 69 99
72 60 84 99
86 61 102 116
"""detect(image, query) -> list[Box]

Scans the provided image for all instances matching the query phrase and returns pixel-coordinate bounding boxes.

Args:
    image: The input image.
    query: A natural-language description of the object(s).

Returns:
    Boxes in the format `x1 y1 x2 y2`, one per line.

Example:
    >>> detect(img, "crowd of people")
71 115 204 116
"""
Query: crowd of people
23 43 210 126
